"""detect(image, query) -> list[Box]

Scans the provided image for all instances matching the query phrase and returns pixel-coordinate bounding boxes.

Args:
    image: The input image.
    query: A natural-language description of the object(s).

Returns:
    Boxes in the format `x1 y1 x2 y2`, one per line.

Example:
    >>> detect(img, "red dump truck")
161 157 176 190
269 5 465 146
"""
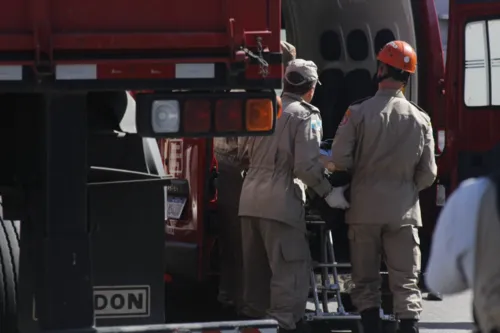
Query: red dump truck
0 0 282 333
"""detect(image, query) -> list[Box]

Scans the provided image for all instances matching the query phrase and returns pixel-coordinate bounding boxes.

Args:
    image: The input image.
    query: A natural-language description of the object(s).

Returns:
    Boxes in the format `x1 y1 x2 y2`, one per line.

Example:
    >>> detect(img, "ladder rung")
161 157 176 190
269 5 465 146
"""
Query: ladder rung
313 262 351 268
305 313 361 321
304 313 397 321
306 220 325 224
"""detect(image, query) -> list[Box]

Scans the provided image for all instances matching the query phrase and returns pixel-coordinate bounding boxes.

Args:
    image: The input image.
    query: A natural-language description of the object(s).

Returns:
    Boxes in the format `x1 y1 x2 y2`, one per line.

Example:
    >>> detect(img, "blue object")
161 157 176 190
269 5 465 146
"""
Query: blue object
320 149 332 157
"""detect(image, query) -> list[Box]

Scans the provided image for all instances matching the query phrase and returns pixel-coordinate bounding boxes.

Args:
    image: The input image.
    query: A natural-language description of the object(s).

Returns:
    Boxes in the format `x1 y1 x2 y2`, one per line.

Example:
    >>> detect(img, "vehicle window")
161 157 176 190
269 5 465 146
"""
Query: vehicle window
464 19 500 107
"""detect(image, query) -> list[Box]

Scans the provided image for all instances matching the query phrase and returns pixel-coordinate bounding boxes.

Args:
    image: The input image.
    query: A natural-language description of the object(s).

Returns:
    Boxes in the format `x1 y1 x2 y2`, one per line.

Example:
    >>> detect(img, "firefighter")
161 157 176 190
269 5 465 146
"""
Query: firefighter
215 41 298 314
330 41 437 333
238 59 349 333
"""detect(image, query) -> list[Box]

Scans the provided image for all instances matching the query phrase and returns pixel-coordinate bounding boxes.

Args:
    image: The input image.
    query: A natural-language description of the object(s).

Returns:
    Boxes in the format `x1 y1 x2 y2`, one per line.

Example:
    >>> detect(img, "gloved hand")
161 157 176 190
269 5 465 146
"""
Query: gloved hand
324 185 350 209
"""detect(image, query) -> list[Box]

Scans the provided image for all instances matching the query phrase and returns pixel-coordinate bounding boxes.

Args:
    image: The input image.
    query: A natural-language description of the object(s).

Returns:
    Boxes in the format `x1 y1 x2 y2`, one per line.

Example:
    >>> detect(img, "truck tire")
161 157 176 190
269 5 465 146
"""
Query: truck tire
0 218 20 333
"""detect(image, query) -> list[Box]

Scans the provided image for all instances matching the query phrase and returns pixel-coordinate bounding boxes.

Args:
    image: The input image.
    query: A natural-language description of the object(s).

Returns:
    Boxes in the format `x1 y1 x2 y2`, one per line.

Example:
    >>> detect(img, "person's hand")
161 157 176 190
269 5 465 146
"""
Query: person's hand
324 185 350 209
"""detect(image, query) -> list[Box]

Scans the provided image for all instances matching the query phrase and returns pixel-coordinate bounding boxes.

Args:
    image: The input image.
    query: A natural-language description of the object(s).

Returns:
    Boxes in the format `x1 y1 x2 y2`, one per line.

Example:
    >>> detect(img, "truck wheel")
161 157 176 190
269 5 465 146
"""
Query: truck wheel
0 219 20 333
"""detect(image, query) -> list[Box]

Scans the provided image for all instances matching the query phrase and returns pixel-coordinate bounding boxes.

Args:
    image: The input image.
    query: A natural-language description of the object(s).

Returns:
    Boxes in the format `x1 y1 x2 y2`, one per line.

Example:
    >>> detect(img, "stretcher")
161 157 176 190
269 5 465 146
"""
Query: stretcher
304 141 397 333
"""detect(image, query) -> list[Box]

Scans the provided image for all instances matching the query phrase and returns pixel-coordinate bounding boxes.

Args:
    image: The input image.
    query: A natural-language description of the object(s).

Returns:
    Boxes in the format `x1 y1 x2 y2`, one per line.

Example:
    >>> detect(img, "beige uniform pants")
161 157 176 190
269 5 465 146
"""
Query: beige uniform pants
348 224 422 319
241 217 310 330
217 163 244 311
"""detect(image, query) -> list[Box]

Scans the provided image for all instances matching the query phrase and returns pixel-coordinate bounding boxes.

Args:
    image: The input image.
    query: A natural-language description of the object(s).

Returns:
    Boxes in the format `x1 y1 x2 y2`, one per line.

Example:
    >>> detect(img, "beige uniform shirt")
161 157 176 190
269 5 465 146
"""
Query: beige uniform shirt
331 88 437 226
238 93 331 231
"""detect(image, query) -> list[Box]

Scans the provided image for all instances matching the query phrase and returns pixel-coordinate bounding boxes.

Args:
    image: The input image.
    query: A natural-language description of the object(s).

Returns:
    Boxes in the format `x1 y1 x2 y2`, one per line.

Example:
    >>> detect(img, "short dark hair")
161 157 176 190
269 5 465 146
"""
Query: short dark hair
283 71 316 95
378 62 411 85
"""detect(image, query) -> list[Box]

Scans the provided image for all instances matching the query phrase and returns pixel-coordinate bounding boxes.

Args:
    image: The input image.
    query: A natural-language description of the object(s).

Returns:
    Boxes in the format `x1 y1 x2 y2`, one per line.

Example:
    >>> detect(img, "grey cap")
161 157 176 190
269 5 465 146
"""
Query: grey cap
284 59 321 85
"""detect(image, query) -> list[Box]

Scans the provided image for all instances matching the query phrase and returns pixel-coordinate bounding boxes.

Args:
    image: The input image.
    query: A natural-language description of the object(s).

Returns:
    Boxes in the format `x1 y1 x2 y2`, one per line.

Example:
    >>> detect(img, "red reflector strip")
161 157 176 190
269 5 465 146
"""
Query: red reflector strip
97 64 175 80
54 63 282 81
55 63 217 80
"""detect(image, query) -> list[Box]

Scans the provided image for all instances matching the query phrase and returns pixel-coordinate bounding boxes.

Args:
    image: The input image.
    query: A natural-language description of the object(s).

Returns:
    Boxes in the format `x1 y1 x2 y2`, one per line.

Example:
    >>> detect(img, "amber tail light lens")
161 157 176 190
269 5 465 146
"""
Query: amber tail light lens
245 99 274 131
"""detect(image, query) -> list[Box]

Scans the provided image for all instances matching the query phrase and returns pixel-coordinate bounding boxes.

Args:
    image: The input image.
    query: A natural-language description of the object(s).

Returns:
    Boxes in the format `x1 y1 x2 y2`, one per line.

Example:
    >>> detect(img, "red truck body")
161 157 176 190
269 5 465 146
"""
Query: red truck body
0 0 282 91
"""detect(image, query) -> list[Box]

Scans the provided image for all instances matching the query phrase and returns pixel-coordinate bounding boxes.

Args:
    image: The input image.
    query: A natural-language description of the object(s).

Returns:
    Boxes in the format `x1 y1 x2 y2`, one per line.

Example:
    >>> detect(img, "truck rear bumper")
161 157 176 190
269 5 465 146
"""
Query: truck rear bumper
96 319 278 333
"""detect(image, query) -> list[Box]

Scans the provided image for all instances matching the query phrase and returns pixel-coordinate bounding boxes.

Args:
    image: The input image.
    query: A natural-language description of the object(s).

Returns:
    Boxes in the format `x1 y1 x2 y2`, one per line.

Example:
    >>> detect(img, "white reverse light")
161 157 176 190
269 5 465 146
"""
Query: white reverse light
151 100 180 133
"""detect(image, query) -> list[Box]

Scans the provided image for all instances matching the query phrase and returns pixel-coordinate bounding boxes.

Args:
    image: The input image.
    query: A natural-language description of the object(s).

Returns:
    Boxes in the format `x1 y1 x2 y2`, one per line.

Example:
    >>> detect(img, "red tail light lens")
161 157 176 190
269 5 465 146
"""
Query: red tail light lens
183 100 211 133
215 99 243 132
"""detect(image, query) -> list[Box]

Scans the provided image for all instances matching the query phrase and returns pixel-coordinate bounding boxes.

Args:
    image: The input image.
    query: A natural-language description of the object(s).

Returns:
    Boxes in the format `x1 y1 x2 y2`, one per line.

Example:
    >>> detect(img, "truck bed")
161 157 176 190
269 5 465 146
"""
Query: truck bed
0 0 282 91
1 0 279 52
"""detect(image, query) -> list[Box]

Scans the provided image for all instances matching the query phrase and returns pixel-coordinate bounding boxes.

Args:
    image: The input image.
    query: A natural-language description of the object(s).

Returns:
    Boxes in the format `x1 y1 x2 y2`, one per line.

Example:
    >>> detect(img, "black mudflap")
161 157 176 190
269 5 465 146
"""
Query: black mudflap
17 170 168 331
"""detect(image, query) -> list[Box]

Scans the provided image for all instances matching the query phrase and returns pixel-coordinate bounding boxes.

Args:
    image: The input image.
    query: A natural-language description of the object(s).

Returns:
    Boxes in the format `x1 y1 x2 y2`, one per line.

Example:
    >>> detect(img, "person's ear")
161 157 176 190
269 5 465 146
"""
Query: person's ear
305 87 315 101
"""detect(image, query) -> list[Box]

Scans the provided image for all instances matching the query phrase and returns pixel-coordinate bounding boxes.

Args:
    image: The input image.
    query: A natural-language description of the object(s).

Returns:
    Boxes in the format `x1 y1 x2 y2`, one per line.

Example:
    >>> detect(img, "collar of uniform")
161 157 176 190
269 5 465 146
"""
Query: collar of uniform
375 88 405 98
282 92 303 101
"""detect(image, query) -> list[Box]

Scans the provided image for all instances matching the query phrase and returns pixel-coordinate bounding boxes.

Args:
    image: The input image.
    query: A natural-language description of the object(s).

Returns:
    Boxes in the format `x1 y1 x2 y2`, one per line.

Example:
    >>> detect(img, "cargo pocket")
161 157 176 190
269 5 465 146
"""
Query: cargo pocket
279 232 310 293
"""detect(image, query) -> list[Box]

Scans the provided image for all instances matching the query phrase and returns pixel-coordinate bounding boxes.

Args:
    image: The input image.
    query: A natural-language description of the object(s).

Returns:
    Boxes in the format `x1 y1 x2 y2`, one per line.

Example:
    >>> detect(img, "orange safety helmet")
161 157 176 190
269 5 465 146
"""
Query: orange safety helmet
377 40 417 74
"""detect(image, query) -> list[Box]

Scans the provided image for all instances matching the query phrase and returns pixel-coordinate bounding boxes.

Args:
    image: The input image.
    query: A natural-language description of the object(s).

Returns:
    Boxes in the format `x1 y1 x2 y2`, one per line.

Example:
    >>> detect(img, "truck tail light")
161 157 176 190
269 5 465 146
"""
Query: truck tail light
215 99 243 132
246 99 273 131
183 100 211 133
151 100 181 134
437 129 446 154
135 91 277 138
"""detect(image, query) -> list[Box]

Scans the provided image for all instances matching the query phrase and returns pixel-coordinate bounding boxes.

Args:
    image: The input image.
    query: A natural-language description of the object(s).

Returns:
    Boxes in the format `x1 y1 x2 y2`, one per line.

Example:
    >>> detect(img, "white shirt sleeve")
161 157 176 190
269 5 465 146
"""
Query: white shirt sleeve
425 177 490 295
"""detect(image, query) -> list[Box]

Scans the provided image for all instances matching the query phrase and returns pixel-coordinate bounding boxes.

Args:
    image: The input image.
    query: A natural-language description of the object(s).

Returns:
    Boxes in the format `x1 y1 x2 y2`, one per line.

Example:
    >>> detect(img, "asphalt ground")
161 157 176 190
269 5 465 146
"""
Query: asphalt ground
306 290 474 333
